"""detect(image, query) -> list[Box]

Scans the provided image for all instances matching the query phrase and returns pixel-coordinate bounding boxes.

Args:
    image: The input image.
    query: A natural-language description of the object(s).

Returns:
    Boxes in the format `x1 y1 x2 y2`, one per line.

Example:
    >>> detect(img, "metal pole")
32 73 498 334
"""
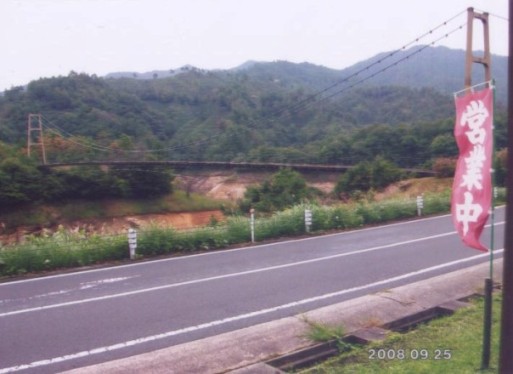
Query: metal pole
481 277 493 369
481 80 497 371
499 1 513 371
490 80 497 280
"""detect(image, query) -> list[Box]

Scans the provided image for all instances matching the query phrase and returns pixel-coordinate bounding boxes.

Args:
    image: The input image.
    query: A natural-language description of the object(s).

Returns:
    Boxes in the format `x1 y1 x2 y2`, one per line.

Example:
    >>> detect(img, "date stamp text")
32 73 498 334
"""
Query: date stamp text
368 348 452 360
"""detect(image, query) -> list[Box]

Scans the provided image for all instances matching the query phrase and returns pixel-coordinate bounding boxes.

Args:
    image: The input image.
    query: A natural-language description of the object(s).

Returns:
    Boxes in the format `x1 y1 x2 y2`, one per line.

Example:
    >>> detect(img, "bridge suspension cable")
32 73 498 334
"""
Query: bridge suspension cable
271 9 468 118
37 8 476 164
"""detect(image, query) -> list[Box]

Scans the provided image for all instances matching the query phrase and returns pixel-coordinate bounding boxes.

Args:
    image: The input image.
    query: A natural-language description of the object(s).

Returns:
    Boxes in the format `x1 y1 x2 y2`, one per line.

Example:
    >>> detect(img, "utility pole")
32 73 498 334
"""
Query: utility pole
27 113 47 164
498 1 513 371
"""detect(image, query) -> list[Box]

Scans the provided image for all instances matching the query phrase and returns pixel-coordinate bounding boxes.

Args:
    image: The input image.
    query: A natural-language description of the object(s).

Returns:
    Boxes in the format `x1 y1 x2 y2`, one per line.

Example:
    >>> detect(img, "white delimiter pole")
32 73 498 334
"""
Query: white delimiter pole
128 228 137 260
250 209 255 243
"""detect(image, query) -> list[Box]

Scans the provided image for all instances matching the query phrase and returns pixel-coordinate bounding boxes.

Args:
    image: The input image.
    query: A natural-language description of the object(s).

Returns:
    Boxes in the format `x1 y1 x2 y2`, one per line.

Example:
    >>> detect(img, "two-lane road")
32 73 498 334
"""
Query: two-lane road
0 208 505 373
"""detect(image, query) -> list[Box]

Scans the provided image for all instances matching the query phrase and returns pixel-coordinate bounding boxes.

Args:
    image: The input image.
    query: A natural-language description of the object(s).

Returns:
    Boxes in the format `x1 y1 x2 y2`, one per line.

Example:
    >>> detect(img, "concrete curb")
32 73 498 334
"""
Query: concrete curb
64 259 502 374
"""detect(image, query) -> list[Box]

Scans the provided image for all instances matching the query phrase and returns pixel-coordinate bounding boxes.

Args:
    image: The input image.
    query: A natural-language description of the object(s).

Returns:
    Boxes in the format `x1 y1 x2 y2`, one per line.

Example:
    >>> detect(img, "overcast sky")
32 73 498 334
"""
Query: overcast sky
0 0 508 92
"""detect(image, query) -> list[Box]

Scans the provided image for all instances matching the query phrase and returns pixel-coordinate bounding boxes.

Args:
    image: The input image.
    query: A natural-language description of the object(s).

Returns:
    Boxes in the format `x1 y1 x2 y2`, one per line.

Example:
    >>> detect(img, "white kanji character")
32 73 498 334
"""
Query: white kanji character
460 100 489 145
455 191 483 235
460 144 486 190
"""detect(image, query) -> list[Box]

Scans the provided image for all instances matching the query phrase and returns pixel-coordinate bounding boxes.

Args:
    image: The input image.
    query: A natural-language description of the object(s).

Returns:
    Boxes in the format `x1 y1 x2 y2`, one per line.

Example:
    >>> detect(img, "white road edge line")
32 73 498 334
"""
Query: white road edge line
1 223 500 318
0 210 474 286
0 221 505 318
0 249 503 374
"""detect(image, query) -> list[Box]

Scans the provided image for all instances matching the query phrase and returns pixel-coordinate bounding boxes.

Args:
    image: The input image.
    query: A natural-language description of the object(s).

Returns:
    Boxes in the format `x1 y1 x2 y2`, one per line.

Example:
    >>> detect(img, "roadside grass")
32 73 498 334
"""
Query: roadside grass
0 188 506 277
0 228 127 275
301 294 502 373
303 318 347 343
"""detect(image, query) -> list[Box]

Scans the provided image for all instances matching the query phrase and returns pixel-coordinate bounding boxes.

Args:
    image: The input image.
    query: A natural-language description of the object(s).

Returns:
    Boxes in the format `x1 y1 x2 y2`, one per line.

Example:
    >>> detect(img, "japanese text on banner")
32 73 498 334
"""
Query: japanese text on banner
451 87 493 252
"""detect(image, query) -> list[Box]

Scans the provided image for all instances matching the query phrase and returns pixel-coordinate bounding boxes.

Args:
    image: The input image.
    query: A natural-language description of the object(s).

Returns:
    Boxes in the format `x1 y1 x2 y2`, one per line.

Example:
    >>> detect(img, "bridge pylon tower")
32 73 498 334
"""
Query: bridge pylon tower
464 7 491 90
27 113 47 164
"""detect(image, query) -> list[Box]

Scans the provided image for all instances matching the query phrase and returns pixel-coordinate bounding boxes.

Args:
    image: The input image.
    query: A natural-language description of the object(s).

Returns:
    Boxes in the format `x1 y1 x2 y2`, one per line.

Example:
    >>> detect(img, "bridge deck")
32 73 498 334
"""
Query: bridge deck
44 160 434 175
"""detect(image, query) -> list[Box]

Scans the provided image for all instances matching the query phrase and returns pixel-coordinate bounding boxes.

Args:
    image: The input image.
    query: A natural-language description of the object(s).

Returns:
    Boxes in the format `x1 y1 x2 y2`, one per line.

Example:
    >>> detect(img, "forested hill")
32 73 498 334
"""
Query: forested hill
339 46 507 100
105 45 508 100
0 46 507 167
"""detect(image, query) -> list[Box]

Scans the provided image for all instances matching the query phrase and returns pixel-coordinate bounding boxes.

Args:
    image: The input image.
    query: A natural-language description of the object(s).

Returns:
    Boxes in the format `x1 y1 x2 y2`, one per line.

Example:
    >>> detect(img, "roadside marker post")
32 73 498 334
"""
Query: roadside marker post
416 195 424 216
128 228 137 260
305 209 312 233
250 209 255 243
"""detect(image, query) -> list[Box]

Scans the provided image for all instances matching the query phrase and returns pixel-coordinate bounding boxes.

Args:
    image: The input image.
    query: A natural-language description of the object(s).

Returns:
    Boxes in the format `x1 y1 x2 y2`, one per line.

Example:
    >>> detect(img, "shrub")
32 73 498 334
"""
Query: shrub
137 225 177 255
335 157 403 197
239 169 314 212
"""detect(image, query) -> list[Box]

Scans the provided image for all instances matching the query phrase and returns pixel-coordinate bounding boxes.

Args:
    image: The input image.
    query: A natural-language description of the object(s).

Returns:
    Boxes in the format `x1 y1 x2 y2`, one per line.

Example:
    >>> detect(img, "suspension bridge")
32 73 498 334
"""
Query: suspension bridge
42 160 435 175
24 9 494 178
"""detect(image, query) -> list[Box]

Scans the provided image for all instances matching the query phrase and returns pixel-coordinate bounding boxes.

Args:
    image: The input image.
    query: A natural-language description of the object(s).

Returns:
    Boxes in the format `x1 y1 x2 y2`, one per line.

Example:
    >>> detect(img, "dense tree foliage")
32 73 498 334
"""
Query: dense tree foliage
334 157 403 196
239 169 316 212
0 46 508 210
0 142 174 208
1 53 487 166
111 165 172 198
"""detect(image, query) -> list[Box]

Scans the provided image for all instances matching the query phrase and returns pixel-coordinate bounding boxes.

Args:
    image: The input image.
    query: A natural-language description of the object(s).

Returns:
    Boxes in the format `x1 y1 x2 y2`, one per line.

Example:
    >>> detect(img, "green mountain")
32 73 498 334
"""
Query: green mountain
0 46 506 167
340 45 507 100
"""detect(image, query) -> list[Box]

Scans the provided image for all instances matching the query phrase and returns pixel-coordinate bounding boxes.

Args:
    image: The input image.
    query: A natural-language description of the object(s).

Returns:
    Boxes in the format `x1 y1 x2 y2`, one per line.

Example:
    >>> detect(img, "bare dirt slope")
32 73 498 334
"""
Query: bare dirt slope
174 171 339 200
4 172 450 244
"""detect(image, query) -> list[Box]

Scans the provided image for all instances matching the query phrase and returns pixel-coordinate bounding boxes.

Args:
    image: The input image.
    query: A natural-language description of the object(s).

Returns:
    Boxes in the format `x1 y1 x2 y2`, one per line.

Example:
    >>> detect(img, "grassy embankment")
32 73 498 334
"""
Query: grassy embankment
302 294 503 373
0 178 505 277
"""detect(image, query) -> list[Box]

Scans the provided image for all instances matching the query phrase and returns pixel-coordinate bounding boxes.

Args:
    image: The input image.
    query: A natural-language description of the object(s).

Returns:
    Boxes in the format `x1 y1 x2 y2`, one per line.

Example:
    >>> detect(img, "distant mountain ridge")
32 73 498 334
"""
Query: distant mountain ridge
104 45 507 101
340 45 507 100
105 65 205 80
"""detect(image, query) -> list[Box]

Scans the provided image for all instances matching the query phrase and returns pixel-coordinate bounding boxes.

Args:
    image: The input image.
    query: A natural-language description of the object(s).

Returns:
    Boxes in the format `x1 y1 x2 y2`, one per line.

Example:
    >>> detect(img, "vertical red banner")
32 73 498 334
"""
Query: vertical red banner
451 87 493 252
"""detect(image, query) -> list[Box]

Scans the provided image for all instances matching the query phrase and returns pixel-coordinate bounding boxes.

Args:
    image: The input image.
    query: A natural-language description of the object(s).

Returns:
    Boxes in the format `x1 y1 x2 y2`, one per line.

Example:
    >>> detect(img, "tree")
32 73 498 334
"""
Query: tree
56 167 126 199
0 157 44 206
335 157 403 197
239 168 312 212
111 165 174 198
430 134 457 158
335 162 373 195
370 156 404 190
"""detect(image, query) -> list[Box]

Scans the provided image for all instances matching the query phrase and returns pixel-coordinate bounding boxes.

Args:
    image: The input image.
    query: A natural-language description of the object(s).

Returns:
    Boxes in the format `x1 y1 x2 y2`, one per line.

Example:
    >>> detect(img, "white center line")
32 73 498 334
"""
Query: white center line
0 227 477 318
0 249 502 374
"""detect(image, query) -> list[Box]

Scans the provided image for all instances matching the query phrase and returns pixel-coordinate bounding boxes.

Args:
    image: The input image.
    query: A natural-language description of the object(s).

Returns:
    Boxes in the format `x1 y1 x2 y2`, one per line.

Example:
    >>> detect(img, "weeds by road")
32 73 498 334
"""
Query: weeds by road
0 189 506 278
302 294 502 373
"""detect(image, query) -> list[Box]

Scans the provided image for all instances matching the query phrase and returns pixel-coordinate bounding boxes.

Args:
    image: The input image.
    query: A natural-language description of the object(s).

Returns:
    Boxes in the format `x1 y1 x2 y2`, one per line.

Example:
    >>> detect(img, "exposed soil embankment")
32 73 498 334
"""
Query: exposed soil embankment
174 171 339 200
1 174 451 245
2 170 341 244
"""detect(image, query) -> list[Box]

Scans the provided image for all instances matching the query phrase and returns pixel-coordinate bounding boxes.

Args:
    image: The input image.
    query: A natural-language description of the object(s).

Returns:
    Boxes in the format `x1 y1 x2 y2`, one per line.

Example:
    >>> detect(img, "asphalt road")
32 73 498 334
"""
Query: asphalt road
0 208 506 373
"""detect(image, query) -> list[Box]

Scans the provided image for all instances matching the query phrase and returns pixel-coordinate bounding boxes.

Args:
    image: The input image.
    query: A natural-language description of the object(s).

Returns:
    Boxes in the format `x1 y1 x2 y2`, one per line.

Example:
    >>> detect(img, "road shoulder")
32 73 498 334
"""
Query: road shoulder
64 259 502 374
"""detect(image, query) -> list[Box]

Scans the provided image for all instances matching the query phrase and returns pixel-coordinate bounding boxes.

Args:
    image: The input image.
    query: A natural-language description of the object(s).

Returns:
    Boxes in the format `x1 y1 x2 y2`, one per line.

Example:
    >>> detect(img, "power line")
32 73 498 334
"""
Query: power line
299 23 467 113
269 9 468 118
38 9 471 162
